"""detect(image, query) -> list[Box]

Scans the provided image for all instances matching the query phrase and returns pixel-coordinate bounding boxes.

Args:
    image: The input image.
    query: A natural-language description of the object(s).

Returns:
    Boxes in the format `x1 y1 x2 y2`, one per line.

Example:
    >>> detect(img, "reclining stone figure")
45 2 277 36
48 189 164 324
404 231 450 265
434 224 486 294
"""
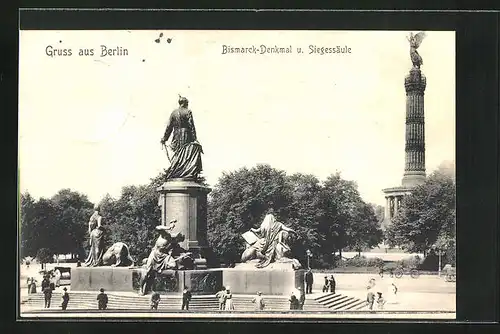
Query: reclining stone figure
101 242 135 267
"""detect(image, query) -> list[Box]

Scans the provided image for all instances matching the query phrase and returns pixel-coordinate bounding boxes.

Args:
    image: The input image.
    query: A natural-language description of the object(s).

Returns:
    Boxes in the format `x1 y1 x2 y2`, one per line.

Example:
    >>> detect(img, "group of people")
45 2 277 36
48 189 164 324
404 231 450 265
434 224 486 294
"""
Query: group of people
366 278 398 310
149 287 192 310
304 269 337 295
26 269 62 295
215 286 235 311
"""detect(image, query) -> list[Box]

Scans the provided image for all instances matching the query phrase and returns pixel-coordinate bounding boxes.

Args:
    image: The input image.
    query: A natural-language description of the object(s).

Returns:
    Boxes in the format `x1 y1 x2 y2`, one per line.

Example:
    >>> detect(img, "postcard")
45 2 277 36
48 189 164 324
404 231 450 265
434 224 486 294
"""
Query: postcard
18 29 456 320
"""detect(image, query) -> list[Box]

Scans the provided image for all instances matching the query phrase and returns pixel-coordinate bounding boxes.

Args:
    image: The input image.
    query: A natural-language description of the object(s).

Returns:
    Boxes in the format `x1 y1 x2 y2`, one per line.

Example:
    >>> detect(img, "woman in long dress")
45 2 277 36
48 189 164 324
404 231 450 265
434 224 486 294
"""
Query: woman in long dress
224 287 235 311
84 207 105 267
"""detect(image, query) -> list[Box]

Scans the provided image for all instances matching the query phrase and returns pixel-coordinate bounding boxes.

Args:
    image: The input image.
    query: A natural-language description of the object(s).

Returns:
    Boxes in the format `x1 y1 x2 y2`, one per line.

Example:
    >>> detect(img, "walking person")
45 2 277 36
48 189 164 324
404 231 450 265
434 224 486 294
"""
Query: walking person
322 276 329 293
224 287 235 311
43 284 52 308
26 277 33 294
61 287 70 310
252 291 266 311
182 286 192 310
328 275 336 294
97 288 108 310
54 269 62 288
387 281 398 304
41 275 50 291
366 287 375 311
28 278 37 294
305 269 314 294
215 286 226 310
150 291 161 310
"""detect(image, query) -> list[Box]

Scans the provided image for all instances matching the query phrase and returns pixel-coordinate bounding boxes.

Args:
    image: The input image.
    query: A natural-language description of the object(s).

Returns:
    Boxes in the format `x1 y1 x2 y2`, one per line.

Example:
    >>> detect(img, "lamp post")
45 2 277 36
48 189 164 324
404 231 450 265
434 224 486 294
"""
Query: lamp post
437 249 443 277
306 249 312 269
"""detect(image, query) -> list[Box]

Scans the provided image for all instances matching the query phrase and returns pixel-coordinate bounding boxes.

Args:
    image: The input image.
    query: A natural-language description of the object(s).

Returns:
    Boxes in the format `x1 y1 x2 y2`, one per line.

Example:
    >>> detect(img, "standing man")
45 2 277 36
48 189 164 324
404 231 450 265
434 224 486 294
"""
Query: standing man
328 275 336 294
97 288 108 310
43 284 52 308
305 269 314 294
182 286 192 310
41 274 50 291
61 287 70 310
215 286 226 310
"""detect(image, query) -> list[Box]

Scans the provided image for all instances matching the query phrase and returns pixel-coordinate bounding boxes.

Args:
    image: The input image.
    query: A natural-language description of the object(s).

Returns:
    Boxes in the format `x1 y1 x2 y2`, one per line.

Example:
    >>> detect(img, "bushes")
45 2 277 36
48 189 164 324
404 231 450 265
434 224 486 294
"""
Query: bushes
337 256 384 268
397 255 422 269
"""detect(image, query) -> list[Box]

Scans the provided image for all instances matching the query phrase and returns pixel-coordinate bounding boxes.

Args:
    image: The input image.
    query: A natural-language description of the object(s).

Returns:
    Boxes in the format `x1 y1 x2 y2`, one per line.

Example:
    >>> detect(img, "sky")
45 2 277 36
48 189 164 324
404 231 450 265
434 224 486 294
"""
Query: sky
18 30 455 206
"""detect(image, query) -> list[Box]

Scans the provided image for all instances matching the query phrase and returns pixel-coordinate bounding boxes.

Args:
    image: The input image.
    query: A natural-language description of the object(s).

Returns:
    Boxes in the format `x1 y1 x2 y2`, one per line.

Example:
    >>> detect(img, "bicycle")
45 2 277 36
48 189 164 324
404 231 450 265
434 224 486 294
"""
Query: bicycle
379 266 419 279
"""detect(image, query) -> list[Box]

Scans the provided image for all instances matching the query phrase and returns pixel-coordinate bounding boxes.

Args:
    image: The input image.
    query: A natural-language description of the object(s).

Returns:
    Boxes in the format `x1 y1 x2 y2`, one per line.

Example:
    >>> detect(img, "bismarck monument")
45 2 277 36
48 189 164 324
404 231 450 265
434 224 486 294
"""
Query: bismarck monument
382 32 427 229
158 95 212 268
72 95 304 297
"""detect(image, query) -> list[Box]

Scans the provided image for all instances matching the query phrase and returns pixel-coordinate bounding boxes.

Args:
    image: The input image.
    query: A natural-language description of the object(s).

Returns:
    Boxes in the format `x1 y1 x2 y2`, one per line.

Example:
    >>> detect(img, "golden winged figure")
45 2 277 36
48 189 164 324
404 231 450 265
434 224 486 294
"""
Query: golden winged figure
407 32 426 69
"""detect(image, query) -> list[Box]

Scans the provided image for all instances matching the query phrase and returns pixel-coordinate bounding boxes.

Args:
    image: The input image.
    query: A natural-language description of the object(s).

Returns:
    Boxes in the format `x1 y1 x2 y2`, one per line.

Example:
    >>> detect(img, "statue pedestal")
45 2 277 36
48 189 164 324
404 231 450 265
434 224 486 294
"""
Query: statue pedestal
70 267 141 292
71 267 223 295
222 262 305 295
157 179 213 267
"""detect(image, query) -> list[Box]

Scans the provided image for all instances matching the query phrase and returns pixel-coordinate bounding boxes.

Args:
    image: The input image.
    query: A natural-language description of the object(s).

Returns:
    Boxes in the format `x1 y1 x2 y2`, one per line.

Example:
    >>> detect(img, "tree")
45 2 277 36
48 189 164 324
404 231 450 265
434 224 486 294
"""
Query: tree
285 173 324 266
370 203 385 227
319 173 383 259
29 197 59 255
207 164 292 264
385 168 456 257
50 189 94 258
36 247 53 270
103 183 162 262
20 192 37 257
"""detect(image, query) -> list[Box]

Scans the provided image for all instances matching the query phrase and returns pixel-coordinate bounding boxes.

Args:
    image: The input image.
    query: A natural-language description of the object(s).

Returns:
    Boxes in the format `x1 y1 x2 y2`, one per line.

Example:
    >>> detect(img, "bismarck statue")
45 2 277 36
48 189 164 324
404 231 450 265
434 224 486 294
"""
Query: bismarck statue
161 95 204 180
407 31 426 69
240 213 302 270
139 220 195 295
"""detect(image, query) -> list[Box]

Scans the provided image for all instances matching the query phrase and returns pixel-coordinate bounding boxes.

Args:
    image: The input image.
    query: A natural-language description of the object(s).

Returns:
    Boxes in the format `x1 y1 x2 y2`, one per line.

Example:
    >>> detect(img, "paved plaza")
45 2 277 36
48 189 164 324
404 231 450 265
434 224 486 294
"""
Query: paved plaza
19 264 456 319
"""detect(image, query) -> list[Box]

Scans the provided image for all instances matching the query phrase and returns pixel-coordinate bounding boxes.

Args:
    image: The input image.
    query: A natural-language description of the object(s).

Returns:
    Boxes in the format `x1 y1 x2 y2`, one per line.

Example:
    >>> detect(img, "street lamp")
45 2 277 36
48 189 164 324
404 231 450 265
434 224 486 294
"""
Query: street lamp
306 249 312 269
437 249 444 277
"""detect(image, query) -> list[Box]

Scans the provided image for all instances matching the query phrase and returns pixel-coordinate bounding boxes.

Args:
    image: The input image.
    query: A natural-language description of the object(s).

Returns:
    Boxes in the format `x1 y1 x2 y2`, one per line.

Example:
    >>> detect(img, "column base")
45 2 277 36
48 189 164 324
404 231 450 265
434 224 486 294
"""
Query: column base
402 172 426 187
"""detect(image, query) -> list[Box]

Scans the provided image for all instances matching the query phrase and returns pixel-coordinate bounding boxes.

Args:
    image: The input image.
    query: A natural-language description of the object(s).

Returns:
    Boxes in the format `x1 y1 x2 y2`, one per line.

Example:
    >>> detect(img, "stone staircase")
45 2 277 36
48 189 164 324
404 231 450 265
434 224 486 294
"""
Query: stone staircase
21 292 366 312
314 292 368 311
21 292 218 311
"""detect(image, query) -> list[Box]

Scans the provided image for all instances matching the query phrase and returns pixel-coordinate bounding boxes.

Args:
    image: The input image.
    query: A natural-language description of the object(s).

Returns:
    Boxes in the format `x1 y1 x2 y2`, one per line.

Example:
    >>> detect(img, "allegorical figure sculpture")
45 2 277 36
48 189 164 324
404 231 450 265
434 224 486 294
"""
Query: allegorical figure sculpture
101 242 135 267
84 206 105 267
160 95 203 180
241 213 302 269
407 31 426 69
140 220 194 295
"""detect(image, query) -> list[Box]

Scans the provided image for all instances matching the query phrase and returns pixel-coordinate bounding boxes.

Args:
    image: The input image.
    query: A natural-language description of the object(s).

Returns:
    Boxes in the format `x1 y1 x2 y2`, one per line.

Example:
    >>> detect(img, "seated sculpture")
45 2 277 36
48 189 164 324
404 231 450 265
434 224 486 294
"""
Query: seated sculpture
102 242 135 267
140 220 194 295
241 213 302 269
